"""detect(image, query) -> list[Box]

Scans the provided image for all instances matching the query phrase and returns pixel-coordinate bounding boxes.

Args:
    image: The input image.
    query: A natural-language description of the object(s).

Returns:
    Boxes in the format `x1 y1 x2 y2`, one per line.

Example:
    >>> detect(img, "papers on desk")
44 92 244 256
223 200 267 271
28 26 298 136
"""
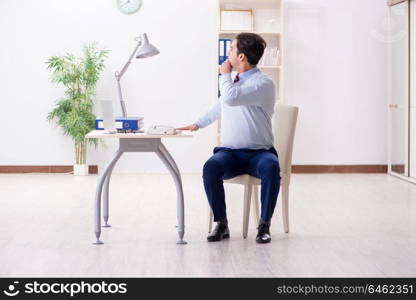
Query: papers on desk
147 125 181 135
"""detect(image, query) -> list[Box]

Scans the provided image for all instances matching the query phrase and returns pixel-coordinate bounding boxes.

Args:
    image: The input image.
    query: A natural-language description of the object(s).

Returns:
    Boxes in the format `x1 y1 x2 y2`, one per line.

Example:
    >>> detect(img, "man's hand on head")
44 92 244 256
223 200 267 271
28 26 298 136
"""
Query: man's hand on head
220 60 232 74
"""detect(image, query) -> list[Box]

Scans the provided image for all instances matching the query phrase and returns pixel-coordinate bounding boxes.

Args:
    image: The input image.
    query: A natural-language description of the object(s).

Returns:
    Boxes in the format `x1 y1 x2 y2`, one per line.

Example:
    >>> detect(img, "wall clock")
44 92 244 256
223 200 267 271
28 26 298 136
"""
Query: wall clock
117 0 142 14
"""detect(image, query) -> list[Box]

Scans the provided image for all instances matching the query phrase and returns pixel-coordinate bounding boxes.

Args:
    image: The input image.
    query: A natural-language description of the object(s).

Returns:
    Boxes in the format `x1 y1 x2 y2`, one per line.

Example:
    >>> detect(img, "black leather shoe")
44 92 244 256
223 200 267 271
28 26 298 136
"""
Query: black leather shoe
207 222 230 242
256 221 271 244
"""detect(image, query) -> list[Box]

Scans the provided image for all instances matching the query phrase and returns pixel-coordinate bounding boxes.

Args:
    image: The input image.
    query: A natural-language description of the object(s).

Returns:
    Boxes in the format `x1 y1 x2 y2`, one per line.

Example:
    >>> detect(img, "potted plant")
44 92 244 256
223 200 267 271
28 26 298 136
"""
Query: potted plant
46 42 109 175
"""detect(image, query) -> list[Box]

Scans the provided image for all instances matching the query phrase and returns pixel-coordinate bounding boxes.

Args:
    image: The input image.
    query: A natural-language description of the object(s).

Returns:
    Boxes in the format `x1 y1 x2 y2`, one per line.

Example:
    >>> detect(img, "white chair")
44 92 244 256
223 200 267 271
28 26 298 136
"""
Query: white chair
208 104 299 238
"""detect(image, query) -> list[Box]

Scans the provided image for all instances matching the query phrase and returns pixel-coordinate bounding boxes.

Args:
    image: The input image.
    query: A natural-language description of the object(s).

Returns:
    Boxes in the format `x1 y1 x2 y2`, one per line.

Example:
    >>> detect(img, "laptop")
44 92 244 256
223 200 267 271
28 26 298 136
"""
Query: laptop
99 100 117 134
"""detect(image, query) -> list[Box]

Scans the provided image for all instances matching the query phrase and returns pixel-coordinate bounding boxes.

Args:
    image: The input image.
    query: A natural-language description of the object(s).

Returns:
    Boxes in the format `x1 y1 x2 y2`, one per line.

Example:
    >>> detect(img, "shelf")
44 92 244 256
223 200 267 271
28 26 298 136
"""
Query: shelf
220 0 281 10
216 0 284 148
217 65 280 69
219 31 280 35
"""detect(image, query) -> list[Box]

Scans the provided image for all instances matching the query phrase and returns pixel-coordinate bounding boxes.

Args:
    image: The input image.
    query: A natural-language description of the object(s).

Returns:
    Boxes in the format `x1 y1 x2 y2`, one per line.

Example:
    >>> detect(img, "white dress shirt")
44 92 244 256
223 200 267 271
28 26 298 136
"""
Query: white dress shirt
196 67 277 150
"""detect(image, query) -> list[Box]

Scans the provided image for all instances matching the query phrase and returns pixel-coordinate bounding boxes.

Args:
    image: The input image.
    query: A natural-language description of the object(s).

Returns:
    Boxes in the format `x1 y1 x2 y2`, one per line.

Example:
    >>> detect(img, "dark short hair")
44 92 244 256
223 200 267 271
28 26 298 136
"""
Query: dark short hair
235 33 267 66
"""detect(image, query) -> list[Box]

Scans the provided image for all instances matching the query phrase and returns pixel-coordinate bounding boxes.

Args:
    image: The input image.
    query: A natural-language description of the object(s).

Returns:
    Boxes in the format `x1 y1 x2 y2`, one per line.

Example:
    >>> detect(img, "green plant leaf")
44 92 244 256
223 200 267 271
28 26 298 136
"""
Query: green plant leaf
46 42 110 158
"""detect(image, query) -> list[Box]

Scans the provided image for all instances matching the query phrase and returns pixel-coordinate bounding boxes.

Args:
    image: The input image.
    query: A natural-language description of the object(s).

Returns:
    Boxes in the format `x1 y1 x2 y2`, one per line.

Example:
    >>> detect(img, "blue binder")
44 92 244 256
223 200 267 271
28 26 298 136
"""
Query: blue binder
218 38 232 65
218 39 232 97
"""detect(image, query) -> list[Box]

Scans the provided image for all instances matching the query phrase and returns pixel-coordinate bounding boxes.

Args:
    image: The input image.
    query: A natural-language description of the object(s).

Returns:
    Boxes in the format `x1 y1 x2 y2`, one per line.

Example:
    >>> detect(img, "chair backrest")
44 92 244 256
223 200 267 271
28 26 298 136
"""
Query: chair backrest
272 104 299 177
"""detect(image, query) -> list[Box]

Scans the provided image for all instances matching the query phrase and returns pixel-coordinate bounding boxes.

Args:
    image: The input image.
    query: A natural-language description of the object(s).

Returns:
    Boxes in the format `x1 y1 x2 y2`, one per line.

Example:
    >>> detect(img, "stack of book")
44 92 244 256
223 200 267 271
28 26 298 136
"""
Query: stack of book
258 46 280 67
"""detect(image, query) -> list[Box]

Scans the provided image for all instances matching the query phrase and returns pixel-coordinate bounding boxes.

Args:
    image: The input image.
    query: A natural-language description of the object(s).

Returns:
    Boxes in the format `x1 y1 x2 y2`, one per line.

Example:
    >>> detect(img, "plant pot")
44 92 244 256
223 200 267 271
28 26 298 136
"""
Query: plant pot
73 164 89 176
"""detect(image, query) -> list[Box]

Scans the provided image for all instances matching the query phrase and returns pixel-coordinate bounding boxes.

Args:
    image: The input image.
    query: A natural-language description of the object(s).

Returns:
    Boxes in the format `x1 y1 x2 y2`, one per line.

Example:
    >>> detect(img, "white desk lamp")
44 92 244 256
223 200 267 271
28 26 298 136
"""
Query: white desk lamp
115 33 160 118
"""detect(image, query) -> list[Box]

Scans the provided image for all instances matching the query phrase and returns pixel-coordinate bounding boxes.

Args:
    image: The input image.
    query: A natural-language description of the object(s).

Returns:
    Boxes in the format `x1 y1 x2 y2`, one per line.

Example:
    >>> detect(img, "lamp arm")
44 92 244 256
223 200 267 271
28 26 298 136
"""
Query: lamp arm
115 37 143 118
116 78 127 118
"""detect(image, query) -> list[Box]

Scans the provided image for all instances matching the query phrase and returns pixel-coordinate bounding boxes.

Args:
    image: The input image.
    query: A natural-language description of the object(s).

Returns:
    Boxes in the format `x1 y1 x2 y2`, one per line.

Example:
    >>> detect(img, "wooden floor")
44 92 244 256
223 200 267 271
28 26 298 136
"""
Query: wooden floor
0 173 415 277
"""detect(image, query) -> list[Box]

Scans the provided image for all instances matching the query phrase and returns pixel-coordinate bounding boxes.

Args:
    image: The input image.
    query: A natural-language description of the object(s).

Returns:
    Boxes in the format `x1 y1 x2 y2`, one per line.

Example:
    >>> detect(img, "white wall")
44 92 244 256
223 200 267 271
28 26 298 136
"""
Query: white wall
0 0 218 173
0 0 388 173
284 0 388 164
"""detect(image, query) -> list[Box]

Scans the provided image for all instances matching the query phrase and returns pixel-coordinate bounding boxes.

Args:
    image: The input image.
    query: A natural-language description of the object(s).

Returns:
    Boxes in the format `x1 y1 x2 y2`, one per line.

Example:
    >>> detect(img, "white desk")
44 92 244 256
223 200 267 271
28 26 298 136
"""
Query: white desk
85 130 192 245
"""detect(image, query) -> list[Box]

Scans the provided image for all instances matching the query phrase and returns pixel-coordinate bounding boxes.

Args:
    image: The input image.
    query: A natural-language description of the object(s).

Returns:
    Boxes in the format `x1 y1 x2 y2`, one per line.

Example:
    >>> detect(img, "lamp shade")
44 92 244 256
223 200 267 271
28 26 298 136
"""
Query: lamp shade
136 33 160 58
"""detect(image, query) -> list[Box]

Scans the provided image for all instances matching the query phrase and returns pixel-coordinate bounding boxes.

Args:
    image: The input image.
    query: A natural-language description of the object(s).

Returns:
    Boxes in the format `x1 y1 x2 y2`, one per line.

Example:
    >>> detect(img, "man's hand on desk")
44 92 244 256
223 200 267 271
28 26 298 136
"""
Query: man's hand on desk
176 124 199 131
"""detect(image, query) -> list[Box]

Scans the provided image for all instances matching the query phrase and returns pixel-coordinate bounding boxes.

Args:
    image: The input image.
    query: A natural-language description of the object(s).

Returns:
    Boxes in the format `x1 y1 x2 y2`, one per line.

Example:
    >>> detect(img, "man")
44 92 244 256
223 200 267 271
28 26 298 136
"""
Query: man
177 33 280 244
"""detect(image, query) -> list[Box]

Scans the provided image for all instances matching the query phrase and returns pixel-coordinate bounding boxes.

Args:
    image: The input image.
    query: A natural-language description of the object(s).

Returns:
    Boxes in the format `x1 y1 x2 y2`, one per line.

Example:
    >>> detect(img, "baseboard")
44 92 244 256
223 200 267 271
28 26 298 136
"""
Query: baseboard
0 165 387 174
291 165 387 173
0 165 98 174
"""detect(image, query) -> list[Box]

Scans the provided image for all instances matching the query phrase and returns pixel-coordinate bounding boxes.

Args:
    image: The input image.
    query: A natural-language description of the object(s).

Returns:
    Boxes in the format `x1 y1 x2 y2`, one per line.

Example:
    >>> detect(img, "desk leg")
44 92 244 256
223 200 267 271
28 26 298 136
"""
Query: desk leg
93 150 123 245
156 145 187 245
103 154 122 228
159 144 181 178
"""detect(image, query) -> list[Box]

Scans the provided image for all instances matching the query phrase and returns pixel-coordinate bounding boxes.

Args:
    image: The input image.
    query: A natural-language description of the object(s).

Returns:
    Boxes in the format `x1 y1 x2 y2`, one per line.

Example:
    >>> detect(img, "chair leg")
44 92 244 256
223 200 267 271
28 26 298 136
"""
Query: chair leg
208 206 213 233
243 184 252 239
282 183 290 233
252 185 260 226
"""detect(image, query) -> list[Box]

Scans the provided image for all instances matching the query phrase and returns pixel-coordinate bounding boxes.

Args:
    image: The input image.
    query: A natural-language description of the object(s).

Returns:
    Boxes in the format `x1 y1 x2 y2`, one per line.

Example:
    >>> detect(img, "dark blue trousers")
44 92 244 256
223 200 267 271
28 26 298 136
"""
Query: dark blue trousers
203 146 281 223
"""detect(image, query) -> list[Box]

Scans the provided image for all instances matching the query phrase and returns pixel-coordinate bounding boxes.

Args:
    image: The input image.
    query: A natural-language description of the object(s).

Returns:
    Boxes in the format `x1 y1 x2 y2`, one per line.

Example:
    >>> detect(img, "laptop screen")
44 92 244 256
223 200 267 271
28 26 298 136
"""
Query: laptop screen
100 100 116 132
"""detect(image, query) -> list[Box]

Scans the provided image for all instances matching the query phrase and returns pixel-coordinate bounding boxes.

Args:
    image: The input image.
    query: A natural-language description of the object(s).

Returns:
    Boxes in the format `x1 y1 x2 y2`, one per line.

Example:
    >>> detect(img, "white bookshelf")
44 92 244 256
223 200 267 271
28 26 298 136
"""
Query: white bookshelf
219 31 281 35
215 0 284 145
